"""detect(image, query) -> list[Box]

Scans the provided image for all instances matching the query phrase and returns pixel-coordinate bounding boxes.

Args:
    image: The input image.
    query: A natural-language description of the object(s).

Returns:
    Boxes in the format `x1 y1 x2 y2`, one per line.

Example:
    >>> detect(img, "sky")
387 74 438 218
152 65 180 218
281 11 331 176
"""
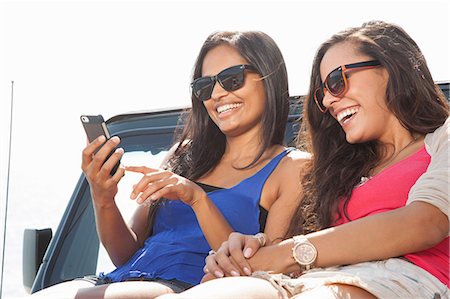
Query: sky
0 0 449 297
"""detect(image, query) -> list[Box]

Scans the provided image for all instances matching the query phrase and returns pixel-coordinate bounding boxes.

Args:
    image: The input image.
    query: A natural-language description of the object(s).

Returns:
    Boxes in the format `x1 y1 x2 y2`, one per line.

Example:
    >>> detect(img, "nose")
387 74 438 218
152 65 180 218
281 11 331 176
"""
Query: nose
322 91 342 110
210 80 228 101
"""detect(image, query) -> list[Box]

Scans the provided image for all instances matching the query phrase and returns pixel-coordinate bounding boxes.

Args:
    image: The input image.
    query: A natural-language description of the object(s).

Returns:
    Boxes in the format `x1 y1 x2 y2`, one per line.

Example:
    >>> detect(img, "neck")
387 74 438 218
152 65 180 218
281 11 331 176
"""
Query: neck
381 131 418 158
222 130 269 166
371 132 423 177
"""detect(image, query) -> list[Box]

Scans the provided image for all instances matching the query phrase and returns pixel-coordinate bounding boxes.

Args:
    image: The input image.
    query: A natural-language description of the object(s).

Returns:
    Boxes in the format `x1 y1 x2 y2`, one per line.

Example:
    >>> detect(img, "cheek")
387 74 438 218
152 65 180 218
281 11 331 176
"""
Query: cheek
370 85 390 115
245 78 266 102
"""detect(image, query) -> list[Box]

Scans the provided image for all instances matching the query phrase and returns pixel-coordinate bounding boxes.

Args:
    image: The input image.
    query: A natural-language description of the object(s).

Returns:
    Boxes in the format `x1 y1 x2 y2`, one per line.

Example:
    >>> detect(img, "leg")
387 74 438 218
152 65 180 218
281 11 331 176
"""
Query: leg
30 280 94 298
293 283 377 299
157 277 283 299
74 281 176 299
30 280 176 299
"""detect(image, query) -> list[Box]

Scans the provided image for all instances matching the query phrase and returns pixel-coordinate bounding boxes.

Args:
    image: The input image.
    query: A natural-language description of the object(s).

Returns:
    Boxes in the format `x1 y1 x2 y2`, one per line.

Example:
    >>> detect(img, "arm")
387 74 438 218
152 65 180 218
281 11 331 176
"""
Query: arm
197 150 306 250
126 140 234 250
407 117 449 226
248 125 450 274
191 192 235 250
126 170 234 251
262 151 309 242
204 152 309 277
248 201 448 274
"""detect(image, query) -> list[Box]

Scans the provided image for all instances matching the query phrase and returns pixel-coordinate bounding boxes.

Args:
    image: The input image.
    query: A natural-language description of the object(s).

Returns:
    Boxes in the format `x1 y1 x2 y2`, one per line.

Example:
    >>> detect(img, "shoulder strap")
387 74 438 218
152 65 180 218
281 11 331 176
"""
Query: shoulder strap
236 147 296 201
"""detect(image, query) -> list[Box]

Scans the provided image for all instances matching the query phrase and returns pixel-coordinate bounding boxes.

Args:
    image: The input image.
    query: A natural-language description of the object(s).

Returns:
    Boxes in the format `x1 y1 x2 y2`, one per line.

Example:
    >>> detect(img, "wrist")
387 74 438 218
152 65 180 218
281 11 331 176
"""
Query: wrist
190 190 208 209
92 196 118 211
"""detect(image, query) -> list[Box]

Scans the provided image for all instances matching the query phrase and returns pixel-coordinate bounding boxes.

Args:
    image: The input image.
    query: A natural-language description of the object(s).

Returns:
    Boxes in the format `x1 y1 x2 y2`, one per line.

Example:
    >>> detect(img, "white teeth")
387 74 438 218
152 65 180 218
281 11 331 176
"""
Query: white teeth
337 107 359 123
217 103 242 114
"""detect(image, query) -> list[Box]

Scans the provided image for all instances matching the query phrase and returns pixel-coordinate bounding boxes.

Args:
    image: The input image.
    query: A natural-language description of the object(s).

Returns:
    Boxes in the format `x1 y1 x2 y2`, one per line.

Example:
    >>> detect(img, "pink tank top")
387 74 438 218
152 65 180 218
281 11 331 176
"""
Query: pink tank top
334 146 449 287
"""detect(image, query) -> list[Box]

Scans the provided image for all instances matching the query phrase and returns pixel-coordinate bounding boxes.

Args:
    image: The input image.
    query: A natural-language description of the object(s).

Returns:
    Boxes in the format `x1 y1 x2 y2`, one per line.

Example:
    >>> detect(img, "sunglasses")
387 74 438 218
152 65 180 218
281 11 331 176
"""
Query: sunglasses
191 64 258 102
313 60 381 113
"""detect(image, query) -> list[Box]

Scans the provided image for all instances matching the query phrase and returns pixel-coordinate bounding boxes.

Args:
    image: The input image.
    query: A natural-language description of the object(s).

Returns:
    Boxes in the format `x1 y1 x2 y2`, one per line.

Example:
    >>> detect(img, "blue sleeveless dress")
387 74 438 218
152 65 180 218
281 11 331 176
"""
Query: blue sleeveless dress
100 148 294 285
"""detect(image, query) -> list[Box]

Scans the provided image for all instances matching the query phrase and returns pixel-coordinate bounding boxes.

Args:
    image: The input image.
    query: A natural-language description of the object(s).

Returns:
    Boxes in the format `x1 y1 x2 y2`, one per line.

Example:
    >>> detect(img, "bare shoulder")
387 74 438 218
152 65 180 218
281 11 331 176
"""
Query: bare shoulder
260 148 310 208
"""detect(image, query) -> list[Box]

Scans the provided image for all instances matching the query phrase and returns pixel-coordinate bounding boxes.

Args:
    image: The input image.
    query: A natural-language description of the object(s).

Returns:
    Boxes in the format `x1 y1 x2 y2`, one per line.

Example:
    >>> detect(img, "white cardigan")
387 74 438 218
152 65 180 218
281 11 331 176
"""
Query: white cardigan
407 117 449 231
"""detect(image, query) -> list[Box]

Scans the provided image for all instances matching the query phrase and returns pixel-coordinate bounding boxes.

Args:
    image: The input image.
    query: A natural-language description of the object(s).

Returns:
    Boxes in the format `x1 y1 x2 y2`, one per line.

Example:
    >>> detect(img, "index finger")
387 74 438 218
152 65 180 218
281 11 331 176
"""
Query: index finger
125 166 158 174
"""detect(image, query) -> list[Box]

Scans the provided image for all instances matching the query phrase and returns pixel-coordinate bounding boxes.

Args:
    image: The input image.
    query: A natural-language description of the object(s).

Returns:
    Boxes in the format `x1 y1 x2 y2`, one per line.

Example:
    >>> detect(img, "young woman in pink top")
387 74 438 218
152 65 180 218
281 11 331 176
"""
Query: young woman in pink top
158 20 449 299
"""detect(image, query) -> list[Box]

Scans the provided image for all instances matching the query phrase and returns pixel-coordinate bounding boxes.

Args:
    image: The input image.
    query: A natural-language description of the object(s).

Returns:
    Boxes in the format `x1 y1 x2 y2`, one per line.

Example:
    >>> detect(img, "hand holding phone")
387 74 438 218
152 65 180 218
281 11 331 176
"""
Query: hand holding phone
80 114 121 175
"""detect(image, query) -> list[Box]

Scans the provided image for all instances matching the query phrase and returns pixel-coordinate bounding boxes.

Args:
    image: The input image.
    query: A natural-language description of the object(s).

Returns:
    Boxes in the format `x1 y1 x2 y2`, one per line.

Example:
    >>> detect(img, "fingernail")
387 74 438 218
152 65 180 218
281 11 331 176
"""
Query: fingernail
111 136 120 143
214 270 224 278
243 267 251 275
98 135 106 142
244 248 253 258
230 270 240 277
130 192 136 199
115 148 124 154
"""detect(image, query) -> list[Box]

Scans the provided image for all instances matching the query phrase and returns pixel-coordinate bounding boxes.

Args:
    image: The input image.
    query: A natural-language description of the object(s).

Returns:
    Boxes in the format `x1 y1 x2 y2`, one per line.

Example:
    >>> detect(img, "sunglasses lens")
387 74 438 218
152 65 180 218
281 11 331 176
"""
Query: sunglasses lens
192 78 214 101
218 66 245 91
326 69 345 96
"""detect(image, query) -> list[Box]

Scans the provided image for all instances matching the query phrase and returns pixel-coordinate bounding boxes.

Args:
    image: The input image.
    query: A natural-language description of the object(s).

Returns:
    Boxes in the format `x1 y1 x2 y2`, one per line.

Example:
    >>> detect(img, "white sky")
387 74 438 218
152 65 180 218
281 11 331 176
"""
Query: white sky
0 0 449 297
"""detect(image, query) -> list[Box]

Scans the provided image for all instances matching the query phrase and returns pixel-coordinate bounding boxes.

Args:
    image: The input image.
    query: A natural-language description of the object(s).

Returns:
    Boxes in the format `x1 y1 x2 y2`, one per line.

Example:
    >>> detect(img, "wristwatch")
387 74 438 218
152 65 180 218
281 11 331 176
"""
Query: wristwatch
292 235 317 271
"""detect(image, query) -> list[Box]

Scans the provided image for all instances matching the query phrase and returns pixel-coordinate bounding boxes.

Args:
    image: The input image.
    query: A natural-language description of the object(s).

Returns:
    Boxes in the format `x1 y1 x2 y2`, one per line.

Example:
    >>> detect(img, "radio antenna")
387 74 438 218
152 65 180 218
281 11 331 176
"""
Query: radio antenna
1 81 14 298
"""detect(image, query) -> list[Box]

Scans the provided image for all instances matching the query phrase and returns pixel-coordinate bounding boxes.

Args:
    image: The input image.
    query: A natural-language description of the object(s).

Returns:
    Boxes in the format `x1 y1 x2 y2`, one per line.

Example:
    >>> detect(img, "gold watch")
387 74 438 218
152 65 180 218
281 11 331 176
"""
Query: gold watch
292 235 317 271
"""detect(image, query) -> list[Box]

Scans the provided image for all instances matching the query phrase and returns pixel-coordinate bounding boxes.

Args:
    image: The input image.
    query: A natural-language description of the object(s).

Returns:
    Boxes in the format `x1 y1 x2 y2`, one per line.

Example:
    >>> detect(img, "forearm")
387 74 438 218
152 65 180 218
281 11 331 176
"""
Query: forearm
309 202 447 268
248 202 448 273
191 193 233 251
93 201 141 266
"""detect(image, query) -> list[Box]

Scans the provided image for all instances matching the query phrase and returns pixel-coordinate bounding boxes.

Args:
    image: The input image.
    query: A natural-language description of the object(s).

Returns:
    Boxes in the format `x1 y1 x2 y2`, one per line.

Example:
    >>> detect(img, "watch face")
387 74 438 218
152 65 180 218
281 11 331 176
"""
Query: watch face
295 243 316 265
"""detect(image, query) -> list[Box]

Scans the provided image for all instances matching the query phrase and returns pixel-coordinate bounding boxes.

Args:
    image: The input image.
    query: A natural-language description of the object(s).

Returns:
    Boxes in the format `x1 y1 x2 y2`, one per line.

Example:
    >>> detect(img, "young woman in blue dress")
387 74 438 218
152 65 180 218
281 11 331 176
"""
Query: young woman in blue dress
30 31 309 299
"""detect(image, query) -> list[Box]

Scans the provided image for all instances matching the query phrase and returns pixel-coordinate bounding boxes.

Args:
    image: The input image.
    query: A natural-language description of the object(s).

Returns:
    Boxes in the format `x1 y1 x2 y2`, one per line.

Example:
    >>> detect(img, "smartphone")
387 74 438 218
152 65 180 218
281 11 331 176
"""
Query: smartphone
80 114 120 175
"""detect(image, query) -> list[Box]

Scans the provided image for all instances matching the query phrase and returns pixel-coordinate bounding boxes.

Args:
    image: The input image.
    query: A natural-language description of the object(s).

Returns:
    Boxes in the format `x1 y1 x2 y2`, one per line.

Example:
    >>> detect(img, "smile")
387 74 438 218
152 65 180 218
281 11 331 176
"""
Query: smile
216 103 243 114
336 107 359 123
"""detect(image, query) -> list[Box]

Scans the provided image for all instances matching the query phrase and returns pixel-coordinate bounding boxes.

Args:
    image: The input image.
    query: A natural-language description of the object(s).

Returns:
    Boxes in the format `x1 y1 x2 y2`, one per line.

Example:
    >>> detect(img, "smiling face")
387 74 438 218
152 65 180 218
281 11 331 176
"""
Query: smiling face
320 42 400 144
201 44 266 138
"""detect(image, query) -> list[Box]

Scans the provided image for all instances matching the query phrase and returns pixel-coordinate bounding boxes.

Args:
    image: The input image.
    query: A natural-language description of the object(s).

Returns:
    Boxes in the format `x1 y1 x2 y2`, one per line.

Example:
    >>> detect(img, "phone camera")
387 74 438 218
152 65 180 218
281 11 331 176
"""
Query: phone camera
81 116 89 123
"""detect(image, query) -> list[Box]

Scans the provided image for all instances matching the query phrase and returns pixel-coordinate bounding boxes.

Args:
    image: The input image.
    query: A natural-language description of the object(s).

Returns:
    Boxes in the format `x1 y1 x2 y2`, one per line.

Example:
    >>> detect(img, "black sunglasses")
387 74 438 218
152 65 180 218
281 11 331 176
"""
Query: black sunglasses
313 60 381 113
191 64 258 101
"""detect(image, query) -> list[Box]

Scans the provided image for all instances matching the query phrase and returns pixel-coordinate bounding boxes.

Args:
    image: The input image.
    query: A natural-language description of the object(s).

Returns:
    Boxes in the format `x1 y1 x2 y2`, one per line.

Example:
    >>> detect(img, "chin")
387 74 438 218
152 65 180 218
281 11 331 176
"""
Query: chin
344 132 363 144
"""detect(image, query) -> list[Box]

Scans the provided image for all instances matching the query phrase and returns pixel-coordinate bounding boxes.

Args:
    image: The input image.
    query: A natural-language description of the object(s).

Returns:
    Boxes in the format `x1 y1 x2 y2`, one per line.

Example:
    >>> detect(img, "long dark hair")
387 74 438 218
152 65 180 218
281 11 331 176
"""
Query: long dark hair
286 20 449 237
146 31 289 237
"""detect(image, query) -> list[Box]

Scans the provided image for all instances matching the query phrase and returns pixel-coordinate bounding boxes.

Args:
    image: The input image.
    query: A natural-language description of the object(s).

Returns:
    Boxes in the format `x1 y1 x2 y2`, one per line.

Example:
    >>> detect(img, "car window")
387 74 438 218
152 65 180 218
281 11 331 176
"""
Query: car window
96 150 169 274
